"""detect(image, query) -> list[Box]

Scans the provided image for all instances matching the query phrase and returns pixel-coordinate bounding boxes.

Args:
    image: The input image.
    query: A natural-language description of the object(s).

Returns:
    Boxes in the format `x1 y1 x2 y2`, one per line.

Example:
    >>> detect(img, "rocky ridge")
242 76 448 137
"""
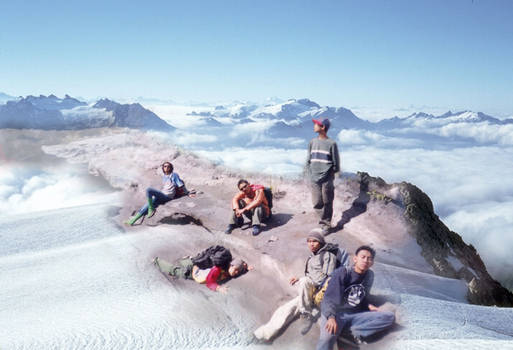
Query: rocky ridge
41 129 513 308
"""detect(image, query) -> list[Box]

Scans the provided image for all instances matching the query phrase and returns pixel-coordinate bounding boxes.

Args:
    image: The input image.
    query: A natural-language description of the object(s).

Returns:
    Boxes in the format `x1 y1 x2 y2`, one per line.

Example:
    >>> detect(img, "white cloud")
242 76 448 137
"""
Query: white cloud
445 200 513 283
228 119 276 138
61 106 114 125
0 165 119 215
171 131 218 146
337 129 421 148
146 104 212 129
436 122 513 145
193 147 307 177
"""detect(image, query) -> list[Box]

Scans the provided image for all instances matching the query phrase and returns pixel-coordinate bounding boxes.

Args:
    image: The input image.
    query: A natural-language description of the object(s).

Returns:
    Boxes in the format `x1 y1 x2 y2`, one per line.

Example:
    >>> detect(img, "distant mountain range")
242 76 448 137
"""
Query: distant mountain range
185 98 513 147
1 93 511 144
0 94 174 131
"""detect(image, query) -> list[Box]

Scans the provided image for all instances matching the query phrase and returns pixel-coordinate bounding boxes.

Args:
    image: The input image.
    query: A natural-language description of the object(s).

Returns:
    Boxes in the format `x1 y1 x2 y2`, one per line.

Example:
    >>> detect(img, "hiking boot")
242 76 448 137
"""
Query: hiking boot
147 197 155 218
320 222 332 235
339 332 364 348
225 224 236 234
252 225 261 236
124 212 144 226
299 312 315 335
147 207 156 218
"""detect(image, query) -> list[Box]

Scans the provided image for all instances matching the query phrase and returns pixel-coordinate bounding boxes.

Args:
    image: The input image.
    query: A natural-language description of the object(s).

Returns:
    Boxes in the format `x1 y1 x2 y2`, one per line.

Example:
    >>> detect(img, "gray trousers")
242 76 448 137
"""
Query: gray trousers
311 177 334 225
316 311 395 350
229 200 268 226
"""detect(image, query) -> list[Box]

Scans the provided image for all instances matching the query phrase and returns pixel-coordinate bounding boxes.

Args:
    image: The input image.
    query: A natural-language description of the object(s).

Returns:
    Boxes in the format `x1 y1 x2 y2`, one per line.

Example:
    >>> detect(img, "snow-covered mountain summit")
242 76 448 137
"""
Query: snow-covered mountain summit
376 110 505 129
0 92 19 105
0 95 174 131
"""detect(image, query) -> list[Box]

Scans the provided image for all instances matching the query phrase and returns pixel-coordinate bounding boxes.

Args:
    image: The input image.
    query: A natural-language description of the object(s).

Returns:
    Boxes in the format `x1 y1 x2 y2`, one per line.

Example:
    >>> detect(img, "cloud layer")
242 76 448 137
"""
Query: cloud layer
0 164 119 216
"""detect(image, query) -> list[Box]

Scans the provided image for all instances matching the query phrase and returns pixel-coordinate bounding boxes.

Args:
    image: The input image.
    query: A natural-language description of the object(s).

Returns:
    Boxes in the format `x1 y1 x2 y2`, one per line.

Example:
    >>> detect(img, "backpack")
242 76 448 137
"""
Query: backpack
314 266 352 307
191 245 233 271
322 243 350 269
263 187 273 209
313 245 350 307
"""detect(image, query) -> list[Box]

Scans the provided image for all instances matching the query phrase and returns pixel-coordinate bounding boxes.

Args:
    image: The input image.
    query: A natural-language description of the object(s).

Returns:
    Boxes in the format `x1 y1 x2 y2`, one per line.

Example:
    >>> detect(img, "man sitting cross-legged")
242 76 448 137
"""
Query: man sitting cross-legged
317 245 395 349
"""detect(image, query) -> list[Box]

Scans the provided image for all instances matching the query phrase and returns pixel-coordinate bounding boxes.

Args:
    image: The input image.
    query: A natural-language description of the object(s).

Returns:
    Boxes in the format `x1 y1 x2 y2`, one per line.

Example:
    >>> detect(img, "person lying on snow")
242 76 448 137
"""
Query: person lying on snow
124 161 195 226
153 245 249 294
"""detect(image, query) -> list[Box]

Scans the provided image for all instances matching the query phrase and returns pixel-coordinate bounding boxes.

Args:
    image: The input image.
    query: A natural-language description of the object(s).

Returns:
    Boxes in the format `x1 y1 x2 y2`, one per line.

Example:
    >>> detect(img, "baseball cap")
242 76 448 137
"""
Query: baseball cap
312 118 330 131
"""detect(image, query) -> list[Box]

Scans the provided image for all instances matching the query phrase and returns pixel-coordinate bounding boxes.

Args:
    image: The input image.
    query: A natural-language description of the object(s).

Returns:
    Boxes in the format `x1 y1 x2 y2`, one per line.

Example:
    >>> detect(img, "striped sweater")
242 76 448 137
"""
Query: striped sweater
306 137 340 183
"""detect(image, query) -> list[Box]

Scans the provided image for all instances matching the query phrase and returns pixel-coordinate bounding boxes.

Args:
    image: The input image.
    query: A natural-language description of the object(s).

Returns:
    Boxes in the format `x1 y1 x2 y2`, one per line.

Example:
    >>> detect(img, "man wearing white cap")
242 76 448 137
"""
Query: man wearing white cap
307 118 340 234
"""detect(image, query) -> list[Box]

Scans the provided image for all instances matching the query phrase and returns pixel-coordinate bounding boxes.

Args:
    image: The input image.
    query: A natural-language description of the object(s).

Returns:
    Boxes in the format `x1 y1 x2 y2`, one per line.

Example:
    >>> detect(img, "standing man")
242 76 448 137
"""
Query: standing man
225 179 270 236
316 246 395 349
306 118 340 234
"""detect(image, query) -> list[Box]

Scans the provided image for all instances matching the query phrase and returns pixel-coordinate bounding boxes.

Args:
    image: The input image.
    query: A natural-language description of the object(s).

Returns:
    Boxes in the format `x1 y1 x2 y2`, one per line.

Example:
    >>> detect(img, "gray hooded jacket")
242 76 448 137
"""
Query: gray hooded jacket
304 244 337 287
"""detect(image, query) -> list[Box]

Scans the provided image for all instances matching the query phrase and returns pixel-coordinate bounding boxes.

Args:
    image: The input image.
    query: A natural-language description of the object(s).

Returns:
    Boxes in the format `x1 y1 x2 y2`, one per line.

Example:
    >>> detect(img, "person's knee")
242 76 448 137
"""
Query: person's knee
299 276 314 287
381 311 395 325
146 187 159 197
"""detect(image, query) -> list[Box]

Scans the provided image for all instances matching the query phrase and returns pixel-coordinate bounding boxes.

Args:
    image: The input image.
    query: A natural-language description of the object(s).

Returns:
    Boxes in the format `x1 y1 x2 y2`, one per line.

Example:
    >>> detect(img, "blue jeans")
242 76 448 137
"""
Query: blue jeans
137 188 173 215
316 311 395 350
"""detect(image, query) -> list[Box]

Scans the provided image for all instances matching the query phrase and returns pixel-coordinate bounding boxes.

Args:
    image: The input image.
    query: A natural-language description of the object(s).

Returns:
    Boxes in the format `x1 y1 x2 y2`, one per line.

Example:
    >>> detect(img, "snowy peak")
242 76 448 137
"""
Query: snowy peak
0 95 174 131
23 94 87 110
383 110 503 125
0 92 18 104
92 99 174 131
92 98 120 111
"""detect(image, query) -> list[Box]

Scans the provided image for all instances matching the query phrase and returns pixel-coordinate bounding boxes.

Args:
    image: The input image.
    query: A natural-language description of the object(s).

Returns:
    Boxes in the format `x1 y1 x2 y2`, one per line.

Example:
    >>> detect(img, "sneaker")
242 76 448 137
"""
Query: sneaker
252 225 261 236
320 225 330 236
225 224 236 234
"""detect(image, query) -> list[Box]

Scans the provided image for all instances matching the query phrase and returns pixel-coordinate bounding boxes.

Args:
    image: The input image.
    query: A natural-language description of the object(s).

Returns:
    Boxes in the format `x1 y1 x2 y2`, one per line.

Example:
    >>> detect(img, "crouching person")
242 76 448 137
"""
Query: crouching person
253 231 337 342
225 179 271 236
317 246 395 349
153 245 248 293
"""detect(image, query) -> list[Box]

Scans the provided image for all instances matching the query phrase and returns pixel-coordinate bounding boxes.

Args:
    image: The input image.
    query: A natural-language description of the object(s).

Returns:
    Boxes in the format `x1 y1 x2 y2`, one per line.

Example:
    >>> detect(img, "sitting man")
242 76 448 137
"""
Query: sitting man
253 230 338 341
225 179 270 236
317 245 395 349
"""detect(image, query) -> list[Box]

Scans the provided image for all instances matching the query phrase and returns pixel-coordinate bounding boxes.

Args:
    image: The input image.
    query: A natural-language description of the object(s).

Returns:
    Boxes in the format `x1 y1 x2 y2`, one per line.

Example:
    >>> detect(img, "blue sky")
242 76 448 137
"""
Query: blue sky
1 0 512 117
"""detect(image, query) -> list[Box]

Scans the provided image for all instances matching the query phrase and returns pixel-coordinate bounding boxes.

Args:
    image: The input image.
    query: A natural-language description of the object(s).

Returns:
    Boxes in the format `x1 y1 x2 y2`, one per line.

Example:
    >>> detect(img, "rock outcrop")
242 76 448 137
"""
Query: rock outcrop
399 179 513 306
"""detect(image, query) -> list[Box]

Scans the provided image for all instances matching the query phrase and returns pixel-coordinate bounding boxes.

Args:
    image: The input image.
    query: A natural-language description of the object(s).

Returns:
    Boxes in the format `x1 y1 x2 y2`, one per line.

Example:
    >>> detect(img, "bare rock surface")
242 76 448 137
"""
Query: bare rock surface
38 129 513 348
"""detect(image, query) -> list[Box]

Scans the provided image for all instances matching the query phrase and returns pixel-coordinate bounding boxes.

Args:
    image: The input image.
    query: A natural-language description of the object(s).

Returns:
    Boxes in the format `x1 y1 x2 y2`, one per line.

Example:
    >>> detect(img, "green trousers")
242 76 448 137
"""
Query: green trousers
155 257 194 279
